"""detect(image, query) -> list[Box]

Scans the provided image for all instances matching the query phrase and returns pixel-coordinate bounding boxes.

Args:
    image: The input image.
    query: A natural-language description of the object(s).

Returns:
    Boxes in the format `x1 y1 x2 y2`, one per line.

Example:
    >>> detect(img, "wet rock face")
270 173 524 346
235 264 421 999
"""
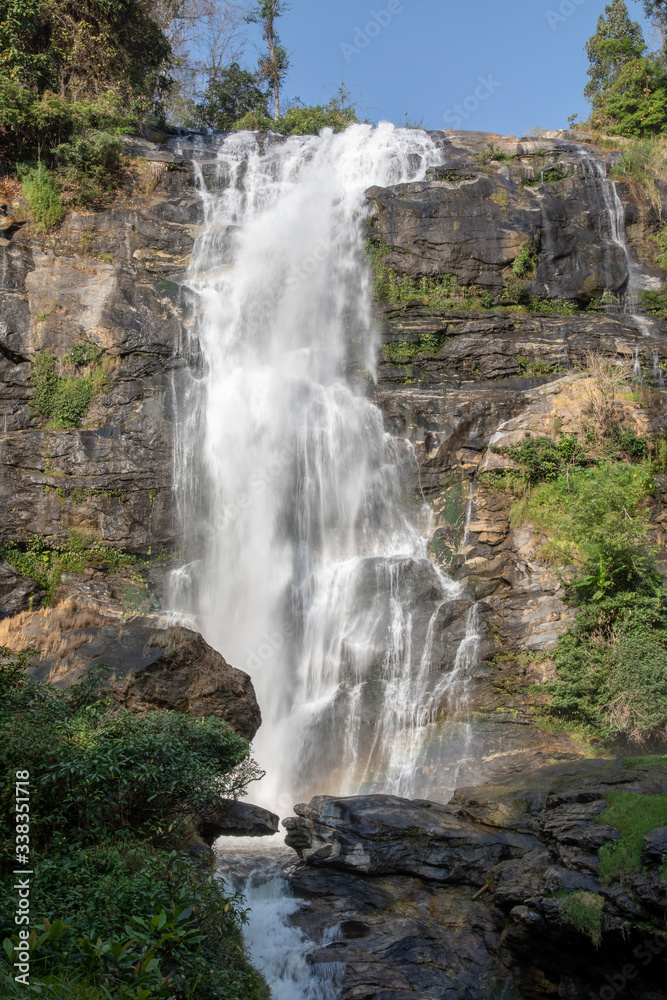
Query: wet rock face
283 760 667 1000
369 134 633 302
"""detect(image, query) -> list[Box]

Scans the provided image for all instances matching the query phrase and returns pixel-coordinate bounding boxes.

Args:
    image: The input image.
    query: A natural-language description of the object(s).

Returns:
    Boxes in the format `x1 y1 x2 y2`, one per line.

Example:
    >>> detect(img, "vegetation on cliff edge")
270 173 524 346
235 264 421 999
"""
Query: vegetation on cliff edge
0 650 268 999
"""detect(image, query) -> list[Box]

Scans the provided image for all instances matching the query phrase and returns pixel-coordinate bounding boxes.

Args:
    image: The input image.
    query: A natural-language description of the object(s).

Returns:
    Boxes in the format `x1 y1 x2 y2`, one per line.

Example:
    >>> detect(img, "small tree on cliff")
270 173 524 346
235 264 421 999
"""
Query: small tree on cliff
246 0 289 119
585 0 646 116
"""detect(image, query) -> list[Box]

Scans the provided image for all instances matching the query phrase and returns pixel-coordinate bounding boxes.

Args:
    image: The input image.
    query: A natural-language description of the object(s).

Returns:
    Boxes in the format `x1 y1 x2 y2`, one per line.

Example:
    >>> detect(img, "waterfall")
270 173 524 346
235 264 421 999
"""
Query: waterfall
579 154 661 321
169 124 476 813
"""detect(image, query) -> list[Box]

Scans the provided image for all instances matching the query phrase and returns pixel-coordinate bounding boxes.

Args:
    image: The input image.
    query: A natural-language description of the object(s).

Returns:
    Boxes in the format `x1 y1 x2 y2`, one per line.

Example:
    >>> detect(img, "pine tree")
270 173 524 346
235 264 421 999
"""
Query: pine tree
585 0 646 110
246 0 289 119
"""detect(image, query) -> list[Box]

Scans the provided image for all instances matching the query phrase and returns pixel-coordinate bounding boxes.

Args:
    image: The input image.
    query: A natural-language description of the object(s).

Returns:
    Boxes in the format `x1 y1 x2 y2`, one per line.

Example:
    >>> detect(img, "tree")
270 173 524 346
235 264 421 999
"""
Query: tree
246 0 289 119
194 62 268 129
585 0 646 113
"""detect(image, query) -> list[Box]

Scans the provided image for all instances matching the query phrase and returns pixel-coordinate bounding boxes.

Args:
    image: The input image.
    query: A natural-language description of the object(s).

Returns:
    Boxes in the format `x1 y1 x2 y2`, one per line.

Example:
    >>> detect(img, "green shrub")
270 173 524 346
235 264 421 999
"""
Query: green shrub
548 595 667 740
558 890 604 946
0 652 268 999
30 346 104 428
512 244 537 278
494 434 589 485
610 137 667 213
512 461 657 601
54 130 125 206
640 289 667 316
382 333 449 363
597 791 667 883
478 143 510 164
1 532 141 604
235 86 359 135
19 165 65 230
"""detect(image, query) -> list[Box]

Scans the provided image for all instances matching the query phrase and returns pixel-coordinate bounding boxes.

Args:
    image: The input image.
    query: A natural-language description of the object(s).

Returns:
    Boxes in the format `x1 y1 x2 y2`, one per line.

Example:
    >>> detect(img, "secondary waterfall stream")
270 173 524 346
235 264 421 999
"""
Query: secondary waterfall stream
169 124 482 997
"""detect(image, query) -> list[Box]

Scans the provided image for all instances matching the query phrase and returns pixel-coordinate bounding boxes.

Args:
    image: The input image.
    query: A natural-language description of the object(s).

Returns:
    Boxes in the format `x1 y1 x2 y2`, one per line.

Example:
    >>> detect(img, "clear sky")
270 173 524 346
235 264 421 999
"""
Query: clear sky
243 0 655 135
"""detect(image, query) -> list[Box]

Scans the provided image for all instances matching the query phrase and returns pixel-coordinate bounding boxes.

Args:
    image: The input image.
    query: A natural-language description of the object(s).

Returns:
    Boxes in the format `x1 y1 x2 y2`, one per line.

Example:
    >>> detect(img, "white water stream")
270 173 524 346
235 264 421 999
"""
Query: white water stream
169 125 482 998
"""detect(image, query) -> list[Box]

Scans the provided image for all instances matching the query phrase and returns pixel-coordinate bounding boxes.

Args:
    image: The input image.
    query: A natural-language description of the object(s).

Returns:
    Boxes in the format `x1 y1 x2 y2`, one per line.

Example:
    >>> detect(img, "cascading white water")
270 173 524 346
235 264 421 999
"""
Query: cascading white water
170 124 478 816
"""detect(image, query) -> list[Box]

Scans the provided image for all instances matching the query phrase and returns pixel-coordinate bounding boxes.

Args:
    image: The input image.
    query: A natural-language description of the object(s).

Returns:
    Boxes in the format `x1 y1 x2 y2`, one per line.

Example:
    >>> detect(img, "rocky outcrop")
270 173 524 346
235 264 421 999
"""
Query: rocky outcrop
369 131 662 302
282 758 667 1000
199 799 279 843
13 609 262 739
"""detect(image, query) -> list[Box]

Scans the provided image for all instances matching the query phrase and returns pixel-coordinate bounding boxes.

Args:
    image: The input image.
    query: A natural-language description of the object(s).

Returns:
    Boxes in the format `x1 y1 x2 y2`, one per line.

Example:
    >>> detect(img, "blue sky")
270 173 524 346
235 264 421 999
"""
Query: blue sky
243 0 655 135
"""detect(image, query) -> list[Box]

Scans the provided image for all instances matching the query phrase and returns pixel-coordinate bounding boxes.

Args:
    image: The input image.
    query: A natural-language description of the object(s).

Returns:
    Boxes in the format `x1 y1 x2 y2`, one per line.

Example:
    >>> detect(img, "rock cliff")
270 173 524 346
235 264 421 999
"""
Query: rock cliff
282 758 667 1000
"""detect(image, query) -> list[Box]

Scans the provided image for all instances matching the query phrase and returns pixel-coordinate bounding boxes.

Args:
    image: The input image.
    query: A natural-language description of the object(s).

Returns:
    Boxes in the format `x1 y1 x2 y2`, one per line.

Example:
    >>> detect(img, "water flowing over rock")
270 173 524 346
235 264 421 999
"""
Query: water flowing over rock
169 125 481 810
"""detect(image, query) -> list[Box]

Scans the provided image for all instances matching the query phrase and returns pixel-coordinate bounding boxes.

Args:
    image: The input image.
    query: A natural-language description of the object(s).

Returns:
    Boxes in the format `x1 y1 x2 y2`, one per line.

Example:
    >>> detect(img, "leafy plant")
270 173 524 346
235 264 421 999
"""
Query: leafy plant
547 595 667 740
512 461 657 600
1 532 142 604
30 346 105 428
19 165 65 230
596 791 667 882
0 651 268 998
512 243 538 278
558 890 604 946
493 434 589 485
477 143 510 164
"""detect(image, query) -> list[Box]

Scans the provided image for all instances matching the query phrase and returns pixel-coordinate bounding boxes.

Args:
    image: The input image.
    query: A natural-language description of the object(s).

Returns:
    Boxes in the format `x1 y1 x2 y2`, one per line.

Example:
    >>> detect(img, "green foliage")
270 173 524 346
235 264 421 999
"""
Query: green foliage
602 55 667 136
30 346 104 428
558 890 604 946
585 0 646 109
191 63 268 130
0 652 267 999
548 595 667 740
494 434 589 485
640 289 667 315
53 129 125 206
513 461 657 601
235 85 358 135
521 165 568 186
246 0 290 119
382 333 449 363
1 532 141 604
597 791 667 882
19 164 65 230
478 143 510 164
512 244 537 278
0 0 169 172
610 138 667 211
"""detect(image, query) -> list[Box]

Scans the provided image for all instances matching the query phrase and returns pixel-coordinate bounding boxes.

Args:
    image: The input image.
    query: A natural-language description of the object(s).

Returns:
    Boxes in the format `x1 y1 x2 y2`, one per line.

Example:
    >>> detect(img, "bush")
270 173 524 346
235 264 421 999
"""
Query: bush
494 434 589 485
234 86 359 135
0 652 267 999
512 244 537 278
513 461 657 601
19 165 65 230
54 130 125 206
548 595 667 741
610 137 667 213
30 346 105 428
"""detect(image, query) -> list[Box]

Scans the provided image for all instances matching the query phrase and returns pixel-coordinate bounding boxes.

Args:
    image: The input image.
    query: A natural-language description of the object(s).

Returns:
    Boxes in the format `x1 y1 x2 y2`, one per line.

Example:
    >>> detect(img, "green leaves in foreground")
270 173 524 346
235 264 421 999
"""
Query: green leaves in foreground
548 595 667 741
596 791 667 883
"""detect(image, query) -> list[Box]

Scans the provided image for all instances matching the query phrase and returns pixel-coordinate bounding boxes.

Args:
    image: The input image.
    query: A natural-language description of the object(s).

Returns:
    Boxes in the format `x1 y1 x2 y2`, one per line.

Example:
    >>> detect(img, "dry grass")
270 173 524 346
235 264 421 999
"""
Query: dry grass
583 351 634 442
0 599 106 666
